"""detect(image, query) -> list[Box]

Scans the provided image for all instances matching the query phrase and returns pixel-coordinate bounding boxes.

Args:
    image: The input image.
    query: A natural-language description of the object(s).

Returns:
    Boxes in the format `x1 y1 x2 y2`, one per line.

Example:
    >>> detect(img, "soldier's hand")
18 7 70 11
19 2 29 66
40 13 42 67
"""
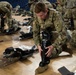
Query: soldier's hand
3 15 6 18
4 23 9 30
45 45 54 57
37 45 42 56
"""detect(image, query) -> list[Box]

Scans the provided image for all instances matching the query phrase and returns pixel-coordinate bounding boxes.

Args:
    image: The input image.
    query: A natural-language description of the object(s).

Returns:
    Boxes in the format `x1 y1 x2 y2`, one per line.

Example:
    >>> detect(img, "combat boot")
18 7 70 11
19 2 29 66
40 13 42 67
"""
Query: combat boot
35 65 48 74
62 44 73 56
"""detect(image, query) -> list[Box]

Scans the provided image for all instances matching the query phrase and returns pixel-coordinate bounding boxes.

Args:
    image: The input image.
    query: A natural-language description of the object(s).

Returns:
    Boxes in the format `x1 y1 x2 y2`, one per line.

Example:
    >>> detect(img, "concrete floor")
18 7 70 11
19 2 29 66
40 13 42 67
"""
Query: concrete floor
0 15 76 75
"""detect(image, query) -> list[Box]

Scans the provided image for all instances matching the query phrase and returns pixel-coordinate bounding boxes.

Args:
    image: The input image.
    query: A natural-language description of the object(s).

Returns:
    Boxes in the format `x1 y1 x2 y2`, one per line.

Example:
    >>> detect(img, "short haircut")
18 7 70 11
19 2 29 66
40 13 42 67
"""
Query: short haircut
35 2 46 13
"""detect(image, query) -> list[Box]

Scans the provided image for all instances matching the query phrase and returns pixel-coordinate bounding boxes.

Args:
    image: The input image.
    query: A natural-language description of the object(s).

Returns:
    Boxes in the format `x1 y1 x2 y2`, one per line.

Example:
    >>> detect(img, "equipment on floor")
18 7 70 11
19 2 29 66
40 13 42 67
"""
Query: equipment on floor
3 45 37 59
4 26 21 35
19 26 33 40
18 17 33 26
19 31 33 40
58 66 74 75
0 45 37 67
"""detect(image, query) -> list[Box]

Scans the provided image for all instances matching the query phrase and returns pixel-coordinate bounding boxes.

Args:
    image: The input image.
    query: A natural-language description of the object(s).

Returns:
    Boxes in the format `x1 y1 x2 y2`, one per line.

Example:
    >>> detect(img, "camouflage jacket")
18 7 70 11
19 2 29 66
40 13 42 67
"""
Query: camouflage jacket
0 1 12 11
33 8 67 48
56 0 67 15
0 1 12 17
63 0 76 30
57 0 67 6
64 8 76 29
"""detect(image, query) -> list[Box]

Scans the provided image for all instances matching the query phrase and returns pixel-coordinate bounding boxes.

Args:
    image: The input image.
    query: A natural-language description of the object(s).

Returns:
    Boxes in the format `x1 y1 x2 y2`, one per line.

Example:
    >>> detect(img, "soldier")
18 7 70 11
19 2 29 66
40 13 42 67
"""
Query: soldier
0 1 13 32
28 0 53 16
63 0 76 47
56 0 67 15
28 0 53 28
14 5 20 13
33 2 73 74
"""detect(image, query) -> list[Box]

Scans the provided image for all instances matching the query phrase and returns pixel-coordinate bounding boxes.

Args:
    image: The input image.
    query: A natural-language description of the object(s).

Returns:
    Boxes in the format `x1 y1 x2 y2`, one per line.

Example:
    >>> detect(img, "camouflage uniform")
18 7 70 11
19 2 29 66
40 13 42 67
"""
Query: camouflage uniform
0 1 13 29
56 0 67 15
57 0 66 5
33 8 67 57
28 0 53 28
28 0 35 4
63 0 76 47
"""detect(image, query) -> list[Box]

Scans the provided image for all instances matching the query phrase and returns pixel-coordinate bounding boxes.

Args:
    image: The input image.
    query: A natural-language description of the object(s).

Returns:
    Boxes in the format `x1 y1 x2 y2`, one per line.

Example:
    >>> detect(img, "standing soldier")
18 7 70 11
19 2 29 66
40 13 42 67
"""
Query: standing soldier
56 0 67 15
64 0 76 47
0 1 13 32
33 2 72 74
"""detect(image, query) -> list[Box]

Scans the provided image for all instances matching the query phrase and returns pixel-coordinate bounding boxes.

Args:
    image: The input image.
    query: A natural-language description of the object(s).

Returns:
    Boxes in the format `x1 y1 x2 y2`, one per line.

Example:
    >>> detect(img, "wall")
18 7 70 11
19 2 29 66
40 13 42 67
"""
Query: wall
0 0 56 10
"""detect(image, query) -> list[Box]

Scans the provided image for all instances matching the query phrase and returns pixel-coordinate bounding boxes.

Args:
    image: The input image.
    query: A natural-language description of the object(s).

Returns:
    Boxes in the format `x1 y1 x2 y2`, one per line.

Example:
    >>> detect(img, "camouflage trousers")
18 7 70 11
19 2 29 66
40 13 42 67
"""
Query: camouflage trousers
51 30 76 58
70 30 76 47
0 6 13 29
0 15 13 30
49 31 63 58
50 45 62 58
3 18 18 30
5 16 13 29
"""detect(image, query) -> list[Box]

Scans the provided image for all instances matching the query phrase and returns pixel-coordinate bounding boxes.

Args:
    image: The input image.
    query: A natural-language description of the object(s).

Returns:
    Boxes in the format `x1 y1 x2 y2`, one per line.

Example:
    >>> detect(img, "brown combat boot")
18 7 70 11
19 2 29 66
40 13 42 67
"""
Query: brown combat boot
35 65 48 75
62 44 73 56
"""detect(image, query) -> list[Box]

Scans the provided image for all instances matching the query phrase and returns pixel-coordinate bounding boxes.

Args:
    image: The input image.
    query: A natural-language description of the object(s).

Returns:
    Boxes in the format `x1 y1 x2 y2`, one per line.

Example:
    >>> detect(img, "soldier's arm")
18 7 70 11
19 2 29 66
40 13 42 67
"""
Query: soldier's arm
33 19 41 46
52 11 67 48
2 6 12 18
